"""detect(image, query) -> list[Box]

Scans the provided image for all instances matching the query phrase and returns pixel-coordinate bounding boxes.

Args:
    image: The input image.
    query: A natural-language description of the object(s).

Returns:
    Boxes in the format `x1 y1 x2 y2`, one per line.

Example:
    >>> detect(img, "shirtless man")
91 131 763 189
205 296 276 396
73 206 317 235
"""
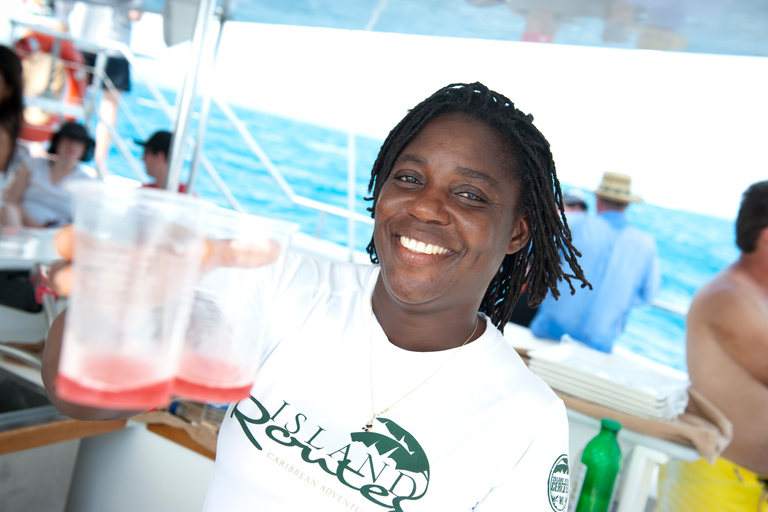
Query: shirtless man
654 180 768 511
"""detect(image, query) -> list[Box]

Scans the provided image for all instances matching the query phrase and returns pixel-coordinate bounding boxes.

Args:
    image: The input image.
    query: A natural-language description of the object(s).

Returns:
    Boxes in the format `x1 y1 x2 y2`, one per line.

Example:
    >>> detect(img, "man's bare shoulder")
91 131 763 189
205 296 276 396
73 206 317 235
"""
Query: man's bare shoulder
690 266 766 318
688 264 768 386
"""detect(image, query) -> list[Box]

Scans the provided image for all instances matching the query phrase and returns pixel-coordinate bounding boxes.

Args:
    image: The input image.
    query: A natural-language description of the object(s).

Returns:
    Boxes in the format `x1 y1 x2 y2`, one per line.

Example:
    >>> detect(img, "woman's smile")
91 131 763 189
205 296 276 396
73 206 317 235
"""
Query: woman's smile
398 235 452 256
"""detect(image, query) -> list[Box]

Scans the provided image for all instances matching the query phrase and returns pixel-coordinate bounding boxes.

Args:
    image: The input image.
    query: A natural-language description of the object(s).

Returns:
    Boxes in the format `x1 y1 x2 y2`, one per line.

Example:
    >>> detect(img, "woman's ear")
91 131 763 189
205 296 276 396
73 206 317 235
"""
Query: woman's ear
506 215 531 255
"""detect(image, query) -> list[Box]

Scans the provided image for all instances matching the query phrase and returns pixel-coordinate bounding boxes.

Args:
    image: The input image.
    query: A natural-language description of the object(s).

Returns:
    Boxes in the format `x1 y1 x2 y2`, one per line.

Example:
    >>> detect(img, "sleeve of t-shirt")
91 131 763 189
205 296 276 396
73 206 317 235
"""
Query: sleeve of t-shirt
473 399 571 512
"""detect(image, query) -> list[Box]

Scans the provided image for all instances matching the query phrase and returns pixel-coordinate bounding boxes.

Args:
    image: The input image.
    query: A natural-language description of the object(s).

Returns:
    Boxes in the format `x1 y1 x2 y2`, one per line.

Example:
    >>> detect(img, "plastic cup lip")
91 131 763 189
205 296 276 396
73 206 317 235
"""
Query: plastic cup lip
65 179 208 210
66 182 301 237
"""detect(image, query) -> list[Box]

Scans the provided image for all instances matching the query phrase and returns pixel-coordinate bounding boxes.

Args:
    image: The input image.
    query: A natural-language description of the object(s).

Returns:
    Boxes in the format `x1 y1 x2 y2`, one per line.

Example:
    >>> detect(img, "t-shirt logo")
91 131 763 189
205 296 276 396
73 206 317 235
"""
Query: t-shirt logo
232 396 431 510
350 417 430 509
548 454 569 511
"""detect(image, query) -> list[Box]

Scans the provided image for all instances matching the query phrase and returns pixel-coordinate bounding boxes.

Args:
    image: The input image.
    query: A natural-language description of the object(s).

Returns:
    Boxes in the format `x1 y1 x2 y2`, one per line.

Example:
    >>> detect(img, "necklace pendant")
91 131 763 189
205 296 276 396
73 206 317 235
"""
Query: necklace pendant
364 413 376 432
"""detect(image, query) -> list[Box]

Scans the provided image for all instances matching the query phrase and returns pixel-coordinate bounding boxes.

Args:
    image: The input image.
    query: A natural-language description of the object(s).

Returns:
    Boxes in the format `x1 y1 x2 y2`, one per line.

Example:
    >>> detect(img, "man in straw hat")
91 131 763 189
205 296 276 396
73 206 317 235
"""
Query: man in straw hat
529 171 660 352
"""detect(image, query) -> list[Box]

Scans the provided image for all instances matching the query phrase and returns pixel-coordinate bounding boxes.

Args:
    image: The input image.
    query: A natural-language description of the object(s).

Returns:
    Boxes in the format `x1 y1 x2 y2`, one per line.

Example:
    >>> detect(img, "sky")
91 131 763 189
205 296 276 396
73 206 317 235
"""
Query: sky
4 6 767 219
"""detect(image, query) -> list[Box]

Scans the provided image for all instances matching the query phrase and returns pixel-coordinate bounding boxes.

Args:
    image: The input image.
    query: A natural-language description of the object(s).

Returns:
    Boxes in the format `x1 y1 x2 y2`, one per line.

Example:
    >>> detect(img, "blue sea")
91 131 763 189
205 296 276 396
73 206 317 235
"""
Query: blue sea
104 84 740 374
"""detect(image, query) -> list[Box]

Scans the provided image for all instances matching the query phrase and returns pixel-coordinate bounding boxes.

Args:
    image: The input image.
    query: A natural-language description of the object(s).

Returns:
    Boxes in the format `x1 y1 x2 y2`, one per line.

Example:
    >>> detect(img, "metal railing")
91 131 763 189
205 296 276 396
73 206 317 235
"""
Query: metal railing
0 344 42 369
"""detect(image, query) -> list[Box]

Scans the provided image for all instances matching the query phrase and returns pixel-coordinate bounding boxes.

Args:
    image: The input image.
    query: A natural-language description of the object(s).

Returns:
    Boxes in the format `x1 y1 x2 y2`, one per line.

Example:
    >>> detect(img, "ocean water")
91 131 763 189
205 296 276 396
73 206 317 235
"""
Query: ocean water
105 84 740 374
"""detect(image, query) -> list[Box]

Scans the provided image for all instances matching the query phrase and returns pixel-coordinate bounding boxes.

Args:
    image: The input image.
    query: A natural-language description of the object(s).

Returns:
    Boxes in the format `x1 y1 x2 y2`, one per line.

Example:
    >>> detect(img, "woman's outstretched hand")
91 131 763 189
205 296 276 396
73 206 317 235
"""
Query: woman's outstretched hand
50 225 74 296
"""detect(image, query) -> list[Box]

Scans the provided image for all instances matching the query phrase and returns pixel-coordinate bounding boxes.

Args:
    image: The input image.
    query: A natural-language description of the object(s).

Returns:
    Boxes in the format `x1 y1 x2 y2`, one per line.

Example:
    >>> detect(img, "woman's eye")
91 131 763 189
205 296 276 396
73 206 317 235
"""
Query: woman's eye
395 174 419 184
459 191 485 202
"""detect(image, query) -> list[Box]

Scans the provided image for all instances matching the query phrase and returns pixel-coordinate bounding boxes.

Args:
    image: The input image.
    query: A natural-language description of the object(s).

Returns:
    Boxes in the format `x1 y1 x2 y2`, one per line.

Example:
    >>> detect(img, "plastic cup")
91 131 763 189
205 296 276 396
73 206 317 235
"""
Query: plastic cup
171 207 298 403
55 182 209 410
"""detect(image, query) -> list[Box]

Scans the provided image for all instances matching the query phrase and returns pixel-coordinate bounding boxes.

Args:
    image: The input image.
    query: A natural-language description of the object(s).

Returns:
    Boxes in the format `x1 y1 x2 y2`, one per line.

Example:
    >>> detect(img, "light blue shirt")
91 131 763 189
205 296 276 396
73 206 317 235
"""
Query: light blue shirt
529 210 660 352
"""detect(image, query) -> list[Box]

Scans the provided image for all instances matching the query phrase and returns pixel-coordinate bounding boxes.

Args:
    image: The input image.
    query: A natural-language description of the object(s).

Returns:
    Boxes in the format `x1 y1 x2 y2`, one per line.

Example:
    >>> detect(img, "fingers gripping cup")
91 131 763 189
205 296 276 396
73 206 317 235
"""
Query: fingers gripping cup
172 207 298 403
56 182 209 410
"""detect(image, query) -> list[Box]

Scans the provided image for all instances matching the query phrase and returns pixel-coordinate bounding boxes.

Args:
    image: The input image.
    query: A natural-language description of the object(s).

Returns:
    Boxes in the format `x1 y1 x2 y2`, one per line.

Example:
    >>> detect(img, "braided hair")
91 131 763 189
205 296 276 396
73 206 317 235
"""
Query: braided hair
365 82 590 331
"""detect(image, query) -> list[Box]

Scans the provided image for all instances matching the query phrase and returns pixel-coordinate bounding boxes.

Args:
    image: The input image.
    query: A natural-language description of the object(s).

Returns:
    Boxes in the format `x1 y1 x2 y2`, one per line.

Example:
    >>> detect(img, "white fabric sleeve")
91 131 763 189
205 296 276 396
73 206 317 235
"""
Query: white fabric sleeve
474 399 571 512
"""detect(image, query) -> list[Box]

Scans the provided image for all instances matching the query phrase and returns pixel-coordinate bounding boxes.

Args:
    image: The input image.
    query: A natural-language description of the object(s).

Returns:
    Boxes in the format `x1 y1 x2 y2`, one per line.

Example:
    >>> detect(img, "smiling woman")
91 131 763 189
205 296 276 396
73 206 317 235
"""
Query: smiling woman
44 82 589 511
367 83 589 335
372 114 534 350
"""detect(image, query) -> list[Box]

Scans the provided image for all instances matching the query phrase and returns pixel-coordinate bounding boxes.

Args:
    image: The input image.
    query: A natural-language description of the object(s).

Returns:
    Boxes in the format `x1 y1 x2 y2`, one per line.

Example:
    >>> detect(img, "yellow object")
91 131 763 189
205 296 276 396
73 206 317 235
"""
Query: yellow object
654 456 768 512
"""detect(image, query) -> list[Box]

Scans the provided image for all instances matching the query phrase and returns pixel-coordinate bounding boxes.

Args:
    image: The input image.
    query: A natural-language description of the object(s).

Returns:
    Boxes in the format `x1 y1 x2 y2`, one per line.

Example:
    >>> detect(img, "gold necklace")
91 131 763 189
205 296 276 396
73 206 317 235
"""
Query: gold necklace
364 303 479 432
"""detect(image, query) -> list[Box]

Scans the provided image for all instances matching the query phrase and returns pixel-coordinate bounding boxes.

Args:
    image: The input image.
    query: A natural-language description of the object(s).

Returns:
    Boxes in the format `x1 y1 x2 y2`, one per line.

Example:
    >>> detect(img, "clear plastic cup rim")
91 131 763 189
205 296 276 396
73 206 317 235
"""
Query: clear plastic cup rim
66 181 301 236
65 179 208 210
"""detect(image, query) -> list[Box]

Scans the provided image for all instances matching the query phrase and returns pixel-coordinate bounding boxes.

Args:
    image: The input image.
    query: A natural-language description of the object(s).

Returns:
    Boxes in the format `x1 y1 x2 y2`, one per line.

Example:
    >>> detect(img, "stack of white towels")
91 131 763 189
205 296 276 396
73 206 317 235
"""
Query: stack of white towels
528 340 690 420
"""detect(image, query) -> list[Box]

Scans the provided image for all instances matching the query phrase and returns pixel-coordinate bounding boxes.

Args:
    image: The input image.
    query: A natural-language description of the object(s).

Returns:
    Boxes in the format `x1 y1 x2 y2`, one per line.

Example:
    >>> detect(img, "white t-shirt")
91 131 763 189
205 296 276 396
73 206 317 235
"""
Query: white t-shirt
204 255 571 512
22 157 94 226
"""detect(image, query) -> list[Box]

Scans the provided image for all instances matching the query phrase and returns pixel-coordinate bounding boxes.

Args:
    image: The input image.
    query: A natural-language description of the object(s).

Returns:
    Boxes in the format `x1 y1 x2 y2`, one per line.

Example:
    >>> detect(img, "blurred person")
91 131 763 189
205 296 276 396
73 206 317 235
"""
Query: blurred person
654 181 768 512
562 188 588 213
0 45 29 184
57 0 142 171
529 171 660 352
0 48 37 316
0 121 95 228
508 282 538 327
134 129 188 192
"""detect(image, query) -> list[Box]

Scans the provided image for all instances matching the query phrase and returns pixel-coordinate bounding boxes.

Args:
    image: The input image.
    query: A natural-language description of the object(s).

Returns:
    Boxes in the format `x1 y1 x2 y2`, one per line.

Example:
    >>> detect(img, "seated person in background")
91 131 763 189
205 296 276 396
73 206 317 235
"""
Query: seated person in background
0 122 95 228
134 130 188 193
654 181 768 512
0 45 30 185
529 171 660 352
562 188 588 214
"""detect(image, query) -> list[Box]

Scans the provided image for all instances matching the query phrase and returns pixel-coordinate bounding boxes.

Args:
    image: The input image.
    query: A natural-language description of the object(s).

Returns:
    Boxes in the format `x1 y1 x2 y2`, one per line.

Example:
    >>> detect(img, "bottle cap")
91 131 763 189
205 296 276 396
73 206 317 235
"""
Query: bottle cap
601 418 622 432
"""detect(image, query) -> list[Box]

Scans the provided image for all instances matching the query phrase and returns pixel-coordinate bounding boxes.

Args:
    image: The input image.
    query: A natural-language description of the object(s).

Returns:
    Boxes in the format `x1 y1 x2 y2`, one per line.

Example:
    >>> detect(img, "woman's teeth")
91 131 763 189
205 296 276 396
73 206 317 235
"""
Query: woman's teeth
399 236 450 255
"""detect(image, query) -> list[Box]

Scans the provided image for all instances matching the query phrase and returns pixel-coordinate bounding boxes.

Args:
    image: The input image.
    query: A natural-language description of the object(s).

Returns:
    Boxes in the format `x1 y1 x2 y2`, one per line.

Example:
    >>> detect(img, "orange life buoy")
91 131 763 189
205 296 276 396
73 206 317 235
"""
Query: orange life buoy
14 32 87 143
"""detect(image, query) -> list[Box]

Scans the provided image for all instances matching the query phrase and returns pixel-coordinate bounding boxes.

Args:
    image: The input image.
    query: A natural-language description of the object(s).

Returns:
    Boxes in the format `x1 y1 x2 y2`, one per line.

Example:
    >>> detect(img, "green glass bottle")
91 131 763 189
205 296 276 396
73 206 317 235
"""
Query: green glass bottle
572 418 622 512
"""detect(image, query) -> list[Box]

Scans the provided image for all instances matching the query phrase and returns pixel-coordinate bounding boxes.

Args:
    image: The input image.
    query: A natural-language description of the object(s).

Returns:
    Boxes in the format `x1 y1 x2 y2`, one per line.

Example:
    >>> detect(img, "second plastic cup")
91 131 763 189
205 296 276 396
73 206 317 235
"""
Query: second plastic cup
55 182 209 410
171 207 298 402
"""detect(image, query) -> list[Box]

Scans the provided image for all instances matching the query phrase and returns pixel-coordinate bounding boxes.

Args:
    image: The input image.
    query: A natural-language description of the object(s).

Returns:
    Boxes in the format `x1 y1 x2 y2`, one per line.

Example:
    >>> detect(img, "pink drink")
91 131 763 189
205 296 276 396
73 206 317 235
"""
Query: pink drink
172 354 253 402
58 182 208 412
56 355 172 409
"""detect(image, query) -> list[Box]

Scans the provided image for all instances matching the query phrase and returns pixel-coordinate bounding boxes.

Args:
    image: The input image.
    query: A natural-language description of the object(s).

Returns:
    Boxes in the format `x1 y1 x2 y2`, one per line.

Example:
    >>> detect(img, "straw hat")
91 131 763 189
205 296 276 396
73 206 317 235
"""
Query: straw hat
594 172 642 204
